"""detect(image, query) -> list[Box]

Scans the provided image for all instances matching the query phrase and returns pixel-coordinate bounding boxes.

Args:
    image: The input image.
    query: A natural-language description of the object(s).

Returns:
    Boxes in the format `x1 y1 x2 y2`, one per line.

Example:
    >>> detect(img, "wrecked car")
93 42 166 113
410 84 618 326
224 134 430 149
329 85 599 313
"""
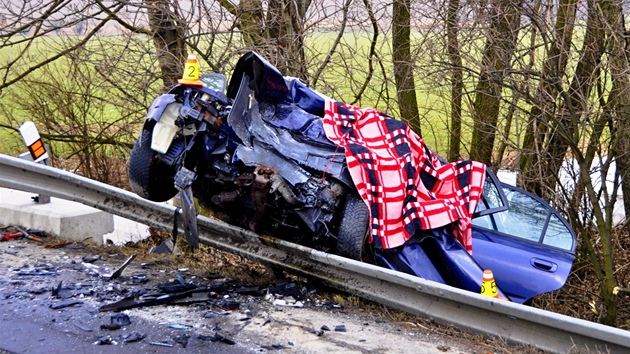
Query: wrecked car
377 177 576 304
128 51 576 304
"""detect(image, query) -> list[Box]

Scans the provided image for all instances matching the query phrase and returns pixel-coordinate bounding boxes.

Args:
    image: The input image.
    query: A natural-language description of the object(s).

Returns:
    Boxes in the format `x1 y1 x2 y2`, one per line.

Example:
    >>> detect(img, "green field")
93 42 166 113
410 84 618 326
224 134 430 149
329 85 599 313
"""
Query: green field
0 30 499 159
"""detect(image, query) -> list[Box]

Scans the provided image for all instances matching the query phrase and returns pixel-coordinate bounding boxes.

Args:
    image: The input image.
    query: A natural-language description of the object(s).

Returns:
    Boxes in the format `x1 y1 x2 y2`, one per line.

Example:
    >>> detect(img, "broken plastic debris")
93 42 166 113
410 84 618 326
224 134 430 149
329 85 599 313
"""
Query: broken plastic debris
17 269 56 276
122 332 146 343
262 344 288 350
234 285 262 296
272 298 304 307
109 254 136 280
131 273 149 284
82 255 101 263
94 335 116 345
82 263 112 278
197 333 236 345
149 239 180 254
169 323 192 330
51 281 62 297
334 325 347 332
51 281 74 299
220 300 240 310
49 299 83 309
157 276 196 293
149 341 174 347
174 334 190 348
111 313 131 326
100 323 121 331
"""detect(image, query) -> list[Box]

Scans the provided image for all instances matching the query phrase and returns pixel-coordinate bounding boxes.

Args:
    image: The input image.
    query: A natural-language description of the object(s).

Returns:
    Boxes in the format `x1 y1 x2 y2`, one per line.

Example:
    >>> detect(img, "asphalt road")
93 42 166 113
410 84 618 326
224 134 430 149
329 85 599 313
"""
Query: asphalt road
0 236 478 354
0 242 247 353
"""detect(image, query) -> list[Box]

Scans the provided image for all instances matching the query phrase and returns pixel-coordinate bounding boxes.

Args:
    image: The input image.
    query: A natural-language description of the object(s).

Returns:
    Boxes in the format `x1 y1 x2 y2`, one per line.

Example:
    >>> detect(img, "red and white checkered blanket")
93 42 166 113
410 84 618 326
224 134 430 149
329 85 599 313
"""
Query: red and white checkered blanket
322 100 485 253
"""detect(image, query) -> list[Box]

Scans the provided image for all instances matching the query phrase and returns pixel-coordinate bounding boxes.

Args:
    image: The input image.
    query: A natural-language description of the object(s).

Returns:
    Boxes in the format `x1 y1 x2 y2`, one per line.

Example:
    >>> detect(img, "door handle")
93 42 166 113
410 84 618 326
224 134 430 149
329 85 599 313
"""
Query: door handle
531 258 558 272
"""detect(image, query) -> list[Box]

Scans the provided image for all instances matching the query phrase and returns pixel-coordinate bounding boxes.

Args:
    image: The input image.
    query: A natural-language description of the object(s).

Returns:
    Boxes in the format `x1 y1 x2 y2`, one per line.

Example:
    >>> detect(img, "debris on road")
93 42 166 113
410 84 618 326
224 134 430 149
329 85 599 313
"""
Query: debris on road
148 341 174 348
334 325 347 332
111 313 131 326
100 323 121 331
169 323 192 330
50 299 83 309
198 333 236 345
94 335 116 345
122 332 146 343
1 226 46 243
0 225 498 353
109 254 136 280
81 255 101 263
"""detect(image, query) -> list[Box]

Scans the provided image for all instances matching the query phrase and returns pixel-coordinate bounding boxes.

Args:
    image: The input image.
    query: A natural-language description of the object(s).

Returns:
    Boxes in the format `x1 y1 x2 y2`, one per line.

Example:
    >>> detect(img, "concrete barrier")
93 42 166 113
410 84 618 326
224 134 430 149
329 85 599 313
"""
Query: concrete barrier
0 187 114 244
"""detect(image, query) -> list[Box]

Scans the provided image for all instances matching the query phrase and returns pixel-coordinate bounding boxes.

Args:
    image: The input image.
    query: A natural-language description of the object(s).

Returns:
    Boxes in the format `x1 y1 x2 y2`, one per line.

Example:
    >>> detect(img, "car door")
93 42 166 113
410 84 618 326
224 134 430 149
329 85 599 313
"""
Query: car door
471 183 576 303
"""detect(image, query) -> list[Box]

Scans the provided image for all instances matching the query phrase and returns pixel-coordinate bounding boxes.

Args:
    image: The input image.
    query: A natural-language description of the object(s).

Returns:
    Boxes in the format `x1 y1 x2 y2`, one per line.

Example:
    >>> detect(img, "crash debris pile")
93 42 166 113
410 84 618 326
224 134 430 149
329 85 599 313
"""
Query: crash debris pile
0 236 364 350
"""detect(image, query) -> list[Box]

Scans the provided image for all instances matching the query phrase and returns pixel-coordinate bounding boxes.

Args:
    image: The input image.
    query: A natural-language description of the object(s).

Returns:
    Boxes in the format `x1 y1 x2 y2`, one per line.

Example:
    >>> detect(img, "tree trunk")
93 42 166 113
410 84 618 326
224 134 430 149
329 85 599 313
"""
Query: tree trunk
533 0 605 203
618 130 630 232
265 0 308 77
519 0 577 196
598 0 630 326
392 0 421 135
145 0 187 91
220 0 309 78
469 0 521 165
446 0 463 161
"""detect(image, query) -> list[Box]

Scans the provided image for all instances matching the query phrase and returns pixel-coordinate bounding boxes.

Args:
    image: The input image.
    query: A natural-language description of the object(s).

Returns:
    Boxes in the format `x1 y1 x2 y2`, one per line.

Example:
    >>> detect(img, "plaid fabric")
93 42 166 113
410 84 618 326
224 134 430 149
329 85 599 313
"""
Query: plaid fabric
322 100 486 253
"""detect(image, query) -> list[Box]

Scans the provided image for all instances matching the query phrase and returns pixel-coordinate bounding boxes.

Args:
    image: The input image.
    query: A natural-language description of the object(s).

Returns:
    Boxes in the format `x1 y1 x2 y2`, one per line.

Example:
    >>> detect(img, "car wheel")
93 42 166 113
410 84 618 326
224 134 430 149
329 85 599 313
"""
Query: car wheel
336 192 372 262
128 128 178 202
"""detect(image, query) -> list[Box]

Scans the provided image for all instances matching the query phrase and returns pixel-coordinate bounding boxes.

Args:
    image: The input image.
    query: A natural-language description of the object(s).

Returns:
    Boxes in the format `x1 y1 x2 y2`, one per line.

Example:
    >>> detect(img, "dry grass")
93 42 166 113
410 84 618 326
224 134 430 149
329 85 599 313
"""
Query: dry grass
532 227 630 329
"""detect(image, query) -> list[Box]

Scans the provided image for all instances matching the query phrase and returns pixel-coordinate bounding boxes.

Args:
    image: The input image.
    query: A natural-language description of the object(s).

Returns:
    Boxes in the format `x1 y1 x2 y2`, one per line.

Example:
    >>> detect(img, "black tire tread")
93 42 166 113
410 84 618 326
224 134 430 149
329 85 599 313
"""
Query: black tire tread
128 128 178 202
336 193 371 261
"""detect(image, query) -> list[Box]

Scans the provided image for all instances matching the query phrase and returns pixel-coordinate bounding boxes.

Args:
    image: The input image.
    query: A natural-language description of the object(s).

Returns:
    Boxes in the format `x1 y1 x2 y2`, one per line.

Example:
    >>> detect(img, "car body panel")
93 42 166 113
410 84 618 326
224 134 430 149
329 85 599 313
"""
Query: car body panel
377 180 576 304
375 227 509 299
471 183 576 303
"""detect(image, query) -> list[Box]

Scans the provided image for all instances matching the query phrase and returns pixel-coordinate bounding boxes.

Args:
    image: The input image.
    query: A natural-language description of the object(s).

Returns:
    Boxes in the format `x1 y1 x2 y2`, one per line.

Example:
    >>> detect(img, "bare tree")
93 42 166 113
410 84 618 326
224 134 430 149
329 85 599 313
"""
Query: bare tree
445 0 463 161
519 0 578 197
469 0 521 165
143 0 187 90
392 0 420 134
217 0 310 77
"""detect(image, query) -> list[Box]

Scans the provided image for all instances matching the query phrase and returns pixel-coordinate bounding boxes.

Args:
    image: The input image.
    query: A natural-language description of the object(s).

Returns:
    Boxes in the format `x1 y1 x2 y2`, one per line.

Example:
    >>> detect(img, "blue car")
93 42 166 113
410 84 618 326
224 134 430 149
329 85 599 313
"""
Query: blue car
222 53 577 303
375 170 576 304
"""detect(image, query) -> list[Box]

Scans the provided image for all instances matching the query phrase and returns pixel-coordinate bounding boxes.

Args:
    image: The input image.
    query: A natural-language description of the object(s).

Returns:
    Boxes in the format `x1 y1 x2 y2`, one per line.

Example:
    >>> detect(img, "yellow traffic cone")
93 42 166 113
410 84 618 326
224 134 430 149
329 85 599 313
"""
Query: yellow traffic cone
178 54 204 86
480 269 499 298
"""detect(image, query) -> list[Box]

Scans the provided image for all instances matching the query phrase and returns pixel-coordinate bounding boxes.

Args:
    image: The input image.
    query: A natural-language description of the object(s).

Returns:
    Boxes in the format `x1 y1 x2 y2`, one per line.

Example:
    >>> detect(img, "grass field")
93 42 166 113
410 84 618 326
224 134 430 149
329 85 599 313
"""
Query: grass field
0 31 488 158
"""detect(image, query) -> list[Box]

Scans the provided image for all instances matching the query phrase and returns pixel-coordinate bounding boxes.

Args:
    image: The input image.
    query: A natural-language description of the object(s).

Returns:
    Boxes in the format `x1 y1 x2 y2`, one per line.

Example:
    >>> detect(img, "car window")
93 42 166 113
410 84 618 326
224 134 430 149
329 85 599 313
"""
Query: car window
543 214 574 250
472 184 575 251
473 168 508 218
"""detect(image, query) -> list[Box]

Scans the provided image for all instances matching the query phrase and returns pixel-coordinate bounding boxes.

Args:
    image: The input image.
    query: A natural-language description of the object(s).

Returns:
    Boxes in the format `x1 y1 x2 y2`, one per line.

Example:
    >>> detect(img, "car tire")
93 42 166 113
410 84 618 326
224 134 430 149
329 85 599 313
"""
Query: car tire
128 128 178 202
336 192 372 262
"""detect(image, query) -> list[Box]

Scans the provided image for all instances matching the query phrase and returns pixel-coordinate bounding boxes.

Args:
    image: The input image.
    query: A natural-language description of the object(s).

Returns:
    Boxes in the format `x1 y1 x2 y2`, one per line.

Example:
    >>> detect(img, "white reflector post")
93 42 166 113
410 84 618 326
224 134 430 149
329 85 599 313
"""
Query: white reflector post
18 121 49 164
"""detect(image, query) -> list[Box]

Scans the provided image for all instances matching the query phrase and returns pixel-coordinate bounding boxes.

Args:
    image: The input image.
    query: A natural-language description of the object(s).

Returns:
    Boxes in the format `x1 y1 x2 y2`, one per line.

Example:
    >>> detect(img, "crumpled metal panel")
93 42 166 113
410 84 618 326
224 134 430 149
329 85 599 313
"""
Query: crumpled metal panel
235 142 310 186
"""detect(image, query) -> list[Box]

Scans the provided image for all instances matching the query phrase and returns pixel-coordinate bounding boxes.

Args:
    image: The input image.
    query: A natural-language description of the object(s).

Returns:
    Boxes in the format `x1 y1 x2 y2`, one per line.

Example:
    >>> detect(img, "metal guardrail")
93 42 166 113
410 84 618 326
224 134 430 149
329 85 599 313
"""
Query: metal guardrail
1 153 629 353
